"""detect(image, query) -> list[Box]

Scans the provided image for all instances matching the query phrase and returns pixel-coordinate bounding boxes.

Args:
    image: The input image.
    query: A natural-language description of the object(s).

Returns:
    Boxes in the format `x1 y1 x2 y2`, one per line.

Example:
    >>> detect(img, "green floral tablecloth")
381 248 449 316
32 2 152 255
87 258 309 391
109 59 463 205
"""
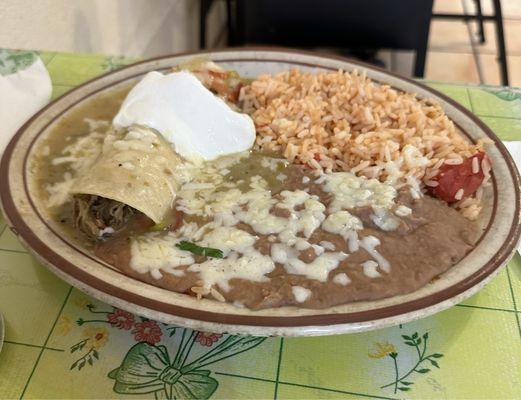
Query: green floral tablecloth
0 50 520 400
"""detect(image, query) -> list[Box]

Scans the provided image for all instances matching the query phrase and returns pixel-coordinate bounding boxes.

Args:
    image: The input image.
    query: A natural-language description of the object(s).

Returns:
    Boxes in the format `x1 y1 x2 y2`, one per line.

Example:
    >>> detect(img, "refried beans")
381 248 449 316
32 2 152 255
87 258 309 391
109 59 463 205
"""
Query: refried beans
95 162 479 310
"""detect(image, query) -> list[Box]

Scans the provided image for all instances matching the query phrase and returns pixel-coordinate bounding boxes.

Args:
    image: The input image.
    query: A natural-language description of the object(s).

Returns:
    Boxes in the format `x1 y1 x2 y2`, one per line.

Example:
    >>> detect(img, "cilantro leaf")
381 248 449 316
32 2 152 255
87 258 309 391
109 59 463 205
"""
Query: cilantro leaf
176 241 224 258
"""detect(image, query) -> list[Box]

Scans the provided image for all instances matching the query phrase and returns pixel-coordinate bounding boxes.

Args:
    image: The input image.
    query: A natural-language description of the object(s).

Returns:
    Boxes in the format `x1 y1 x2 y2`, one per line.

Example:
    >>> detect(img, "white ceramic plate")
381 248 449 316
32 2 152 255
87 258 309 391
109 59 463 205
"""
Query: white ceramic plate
1 49 520 336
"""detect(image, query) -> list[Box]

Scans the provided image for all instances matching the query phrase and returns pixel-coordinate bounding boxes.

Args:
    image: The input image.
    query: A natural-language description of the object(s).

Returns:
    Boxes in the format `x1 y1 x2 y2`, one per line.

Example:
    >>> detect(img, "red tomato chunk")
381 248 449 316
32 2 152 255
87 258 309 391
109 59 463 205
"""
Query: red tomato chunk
431 151 488 203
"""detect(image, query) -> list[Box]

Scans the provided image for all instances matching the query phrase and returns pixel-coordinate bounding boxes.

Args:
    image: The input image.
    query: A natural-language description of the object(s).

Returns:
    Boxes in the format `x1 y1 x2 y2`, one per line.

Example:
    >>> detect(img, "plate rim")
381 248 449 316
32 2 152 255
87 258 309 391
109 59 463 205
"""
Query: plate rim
1 47 520 330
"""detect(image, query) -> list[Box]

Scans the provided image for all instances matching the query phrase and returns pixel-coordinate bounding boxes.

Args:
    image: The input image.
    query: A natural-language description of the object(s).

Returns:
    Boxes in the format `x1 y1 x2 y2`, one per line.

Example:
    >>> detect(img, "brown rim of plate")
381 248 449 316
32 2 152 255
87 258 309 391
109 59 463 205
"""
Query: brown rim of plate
0 47 519 327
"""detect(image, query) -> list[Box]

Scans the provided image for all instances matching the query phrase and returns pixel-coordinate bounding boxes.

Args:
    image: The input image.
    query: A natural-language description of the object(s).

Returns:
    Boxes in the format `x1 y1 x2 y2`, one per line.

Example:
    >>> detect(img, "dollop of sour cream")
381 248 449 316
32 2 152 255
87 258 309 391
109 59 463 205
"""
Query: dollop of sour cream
113 71 255 162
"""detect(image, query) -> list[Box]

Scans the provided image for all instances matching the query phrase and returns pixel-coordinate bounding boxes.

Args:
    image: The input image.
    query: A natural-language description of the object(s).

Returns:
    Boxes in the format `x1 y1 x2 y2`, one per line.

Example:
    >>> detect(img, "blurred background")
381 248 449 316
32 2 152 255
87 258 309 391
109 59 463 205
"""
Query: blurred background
0 0 519 85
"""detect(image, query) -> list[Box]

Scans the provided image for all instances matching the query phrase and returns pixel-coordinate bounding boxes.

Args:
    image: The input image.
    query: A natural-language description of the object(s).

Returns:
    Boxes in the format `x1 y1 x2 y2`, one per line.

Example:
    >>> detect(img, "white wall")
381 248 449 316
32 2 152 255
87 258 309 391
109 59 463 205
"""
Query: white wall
0 0 226 57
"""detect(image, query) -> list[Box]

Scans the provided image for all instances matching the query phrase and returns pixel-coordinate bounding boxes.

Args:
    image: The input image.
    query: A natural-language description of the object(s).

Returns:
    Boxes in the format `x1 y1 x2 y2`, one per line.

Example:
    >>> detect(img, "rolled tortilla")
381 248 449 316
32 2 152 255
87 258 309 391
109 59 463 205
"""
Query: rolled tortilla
70 126 180 224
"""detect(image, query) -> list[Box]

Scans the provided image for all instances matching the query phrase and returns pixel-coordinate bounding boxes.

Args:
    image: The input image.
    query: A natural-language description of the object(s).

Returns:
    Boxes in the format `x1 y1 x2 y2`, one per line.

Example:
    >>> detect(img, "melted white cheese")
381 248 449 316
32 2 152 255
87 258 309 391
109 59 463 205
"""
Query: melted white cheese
200 226 256 256
324 172 397 212
402 144 430 169
271 243 290 264
111 126 160 153
291 286 312 303
126 154 397 291
370 207 400 231
345 230 360 253
276 173 287 181
361 260 381 278
359 236 390 273
395 205 412 217
322 211 363 236
187 251 275 292
333 273 351 286
319 240 336 251
312 244 325 256
130 233 194 278
261 157 287 171
271 242 347 281
113 71 255 162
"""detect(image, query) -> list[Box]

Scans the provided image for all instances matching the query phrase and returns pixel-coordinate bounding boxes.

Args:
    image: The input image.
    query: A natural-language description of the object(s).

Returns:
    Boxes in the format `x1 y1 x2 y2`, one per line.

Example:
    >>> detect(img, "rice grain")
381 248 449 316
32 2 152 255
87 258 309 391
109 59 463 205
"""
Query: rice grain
240 68 490 218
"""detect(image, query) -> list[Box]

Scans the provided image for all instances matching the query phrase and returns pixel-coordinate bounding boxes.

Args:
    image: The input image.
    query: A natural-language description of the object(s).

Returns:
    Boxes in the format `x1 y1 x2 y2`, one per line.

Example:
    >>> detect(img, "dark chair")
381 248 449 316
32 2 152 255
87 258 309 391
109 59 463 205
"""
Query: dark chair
432 0 509 85
200 0 434 78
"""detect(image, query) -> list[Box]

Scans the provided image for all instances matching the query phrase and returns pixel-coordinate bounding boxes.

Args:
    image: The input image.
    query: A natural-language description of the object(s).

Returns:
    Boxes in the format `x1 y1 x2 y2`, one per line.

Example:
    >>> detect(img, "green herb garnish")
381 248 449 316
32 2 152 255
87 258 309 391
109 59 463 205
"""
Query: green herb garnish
176 241 224 259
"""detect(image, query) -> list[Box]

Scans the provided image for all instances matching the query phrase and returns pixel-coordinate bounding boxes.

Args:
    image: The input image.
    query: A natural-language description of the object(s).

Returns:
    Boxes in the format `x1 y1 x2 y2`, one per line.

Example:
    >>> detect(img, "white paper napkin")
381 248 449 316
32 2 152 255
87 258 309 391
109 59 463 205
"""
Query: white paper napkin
0 50 52 154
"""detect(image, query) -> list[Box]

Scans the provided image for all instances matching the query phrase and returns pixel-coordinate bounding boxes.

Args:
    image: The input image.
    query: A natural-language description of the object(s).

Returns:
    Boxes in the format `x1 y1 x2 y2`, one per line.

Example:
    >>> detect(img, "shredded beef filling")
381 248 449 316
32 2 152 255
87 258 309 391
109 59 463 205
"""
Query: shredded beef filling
73 194 137 239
